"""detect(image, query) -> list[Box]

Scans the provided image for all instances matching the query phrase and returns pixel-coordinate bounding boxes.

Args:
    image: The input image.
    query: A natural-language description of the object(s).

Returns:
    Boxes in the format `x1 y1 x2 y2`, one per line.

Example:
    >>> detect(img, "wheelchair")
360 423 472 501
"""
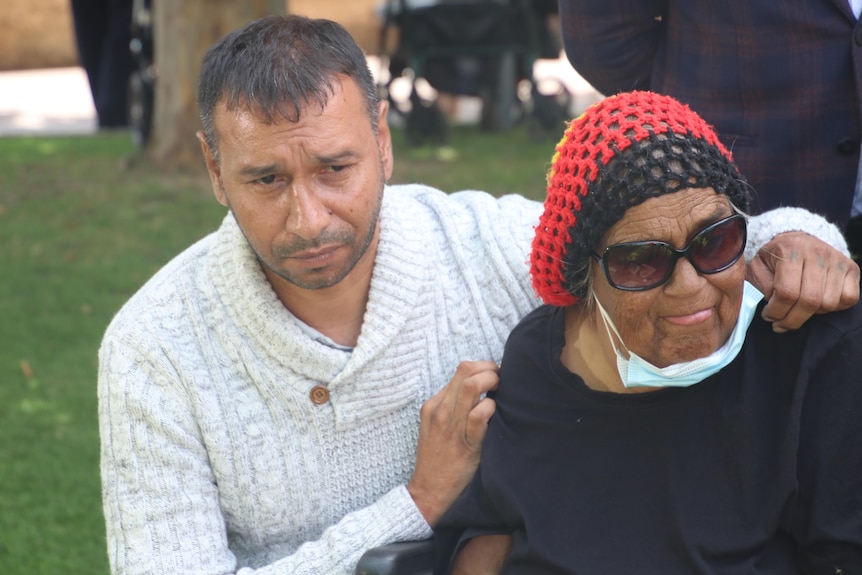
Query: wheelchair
377 0 569 146
355 539 435 575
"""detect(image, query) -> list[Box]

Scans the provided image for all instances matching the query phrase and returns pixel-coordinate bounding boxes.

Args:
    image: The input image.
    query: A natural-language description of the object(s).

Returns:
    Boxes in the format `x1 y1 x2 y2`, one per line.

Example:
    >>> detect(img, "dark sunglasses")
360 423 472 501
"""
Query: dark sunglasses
591 213 747 291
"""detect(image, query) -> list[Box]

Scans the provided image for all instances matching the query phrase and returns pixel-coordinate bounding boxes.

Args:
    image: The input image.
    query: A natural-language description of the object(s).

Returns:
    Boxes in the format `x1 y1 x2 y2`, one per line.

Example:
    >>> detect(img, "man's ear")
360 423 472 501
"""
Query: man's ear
196 130 228 207
376 100 394 181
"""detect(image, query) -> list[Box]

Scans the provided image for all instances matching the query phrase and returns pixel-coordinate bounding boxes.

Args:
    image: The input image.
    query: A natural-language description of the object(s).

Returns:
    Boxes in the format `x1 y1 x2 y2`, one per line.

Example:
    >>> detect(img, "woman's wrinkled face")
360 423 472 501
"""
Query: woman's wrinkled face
591 188 745 368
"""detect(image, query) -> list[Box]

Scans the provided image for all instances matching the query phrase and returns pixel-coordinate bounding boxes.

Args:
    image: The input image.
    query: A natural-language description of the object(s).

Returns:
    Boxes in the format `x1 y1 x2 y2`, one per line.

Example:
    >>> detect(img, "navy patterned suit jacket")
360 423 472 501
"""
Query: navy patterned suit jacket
560 0 862 228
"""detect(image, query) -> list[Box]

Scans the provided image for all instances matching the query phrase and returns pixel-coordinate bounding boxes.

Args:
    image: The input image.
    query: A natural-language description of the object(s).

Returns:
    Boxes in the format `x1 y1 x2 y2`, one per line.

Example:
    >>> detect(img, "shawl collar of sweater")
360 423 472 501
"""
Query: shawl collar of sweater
207 187 430 427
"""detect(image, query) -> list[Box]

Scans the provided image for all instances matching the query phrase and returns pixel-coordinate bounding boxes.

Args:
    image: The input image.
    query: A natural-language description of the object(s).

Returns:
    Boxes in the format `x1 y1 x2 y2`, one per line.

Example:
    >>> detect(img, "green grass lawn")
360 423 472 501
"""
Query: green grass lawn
0 124 556 573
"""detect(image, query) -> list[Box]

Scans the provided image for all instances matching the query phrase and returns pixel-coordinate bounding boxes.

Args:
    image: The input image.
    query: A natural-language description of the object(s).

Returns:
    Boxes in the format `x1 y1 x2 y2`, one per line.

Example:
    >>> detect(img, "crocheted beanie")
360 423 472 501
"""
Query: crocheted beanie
530 90 750 306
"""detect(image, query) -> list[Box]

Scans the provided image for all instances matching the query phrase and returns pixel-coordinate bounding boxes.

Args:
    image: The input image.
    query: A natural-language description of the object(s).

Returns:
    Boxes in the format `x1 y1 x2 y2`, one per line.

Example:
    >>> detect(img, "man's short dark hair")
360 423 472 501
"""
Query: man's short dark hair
198 14 380 158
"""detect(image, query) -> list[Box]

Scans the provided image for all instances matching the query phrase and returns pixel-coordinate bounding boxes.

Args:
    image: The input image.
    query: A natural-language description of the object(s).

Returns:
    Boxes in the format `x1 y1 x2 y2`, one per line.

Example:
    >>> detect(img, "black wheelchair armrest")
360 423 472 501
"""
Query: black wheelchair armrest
355 539 435 575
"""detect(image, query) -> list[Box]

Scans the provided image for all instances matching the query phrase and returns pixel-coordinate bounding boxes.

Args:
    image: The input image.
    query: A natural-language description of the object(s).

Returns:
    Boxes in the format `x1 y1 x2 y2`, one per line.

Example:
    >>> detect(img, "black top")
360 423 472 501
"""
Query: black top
435 301 862 574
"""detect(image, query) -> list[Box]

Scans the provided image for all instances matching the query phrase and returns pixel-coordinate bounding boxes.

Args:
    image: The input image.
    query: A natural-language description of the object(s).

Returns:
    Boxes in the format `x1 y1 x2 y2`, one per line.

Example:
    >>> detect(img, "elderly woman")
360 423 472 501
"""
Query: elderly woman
433 92 862 574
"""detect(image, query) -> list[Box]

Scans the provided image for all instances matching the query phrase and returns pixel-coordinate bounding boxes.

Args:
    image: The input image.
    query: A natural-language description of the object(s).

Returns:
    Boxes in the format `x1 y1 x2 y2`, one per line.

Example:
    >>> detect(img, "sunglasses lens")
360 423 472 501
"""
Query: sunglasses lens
689 216 746 273
605 243 673 289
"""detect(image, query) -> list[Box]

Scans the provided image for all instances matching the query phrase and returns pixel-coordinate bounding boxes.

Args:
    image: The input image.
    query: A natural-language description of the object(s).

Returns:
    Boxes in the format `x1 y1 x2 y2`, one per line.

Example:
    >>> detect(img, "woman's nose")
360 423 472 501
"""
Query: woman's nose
663 255 707 293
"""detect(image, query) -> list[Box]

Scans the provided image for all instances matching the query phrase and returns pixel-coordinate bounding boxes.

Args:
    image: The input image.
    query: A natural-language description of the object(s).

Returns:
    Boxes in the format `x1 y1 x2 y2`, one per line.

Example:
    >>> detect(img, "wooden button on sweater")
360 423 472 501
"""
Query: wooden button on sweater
309 386 330 404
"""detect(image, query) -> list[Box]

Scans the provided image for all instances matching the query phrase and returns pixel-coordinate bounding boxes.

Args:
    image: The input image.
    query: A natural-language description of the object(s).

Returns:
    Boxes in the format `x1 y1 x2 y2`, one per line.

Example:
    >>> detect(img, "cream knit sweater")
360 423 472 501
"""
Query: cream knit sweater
98 183 845 575
99 185 541 574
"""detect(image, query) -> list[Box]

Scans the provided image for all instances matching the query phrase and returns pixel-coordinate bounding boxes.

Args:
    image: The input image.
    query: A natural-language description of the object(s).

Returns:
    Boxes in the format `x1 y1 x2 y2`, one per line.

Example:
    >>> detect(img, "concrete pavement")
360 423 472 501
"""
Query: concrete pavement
0 67 98 136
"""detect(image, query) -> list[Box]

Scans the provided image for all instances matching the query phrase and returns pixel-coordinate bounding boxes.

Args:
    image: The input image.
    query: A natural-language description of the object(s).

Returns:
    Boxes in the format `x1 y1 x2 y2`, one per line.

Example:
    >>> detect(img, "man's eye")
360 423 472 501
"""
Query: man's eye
324 165 347 173
257 175 277 185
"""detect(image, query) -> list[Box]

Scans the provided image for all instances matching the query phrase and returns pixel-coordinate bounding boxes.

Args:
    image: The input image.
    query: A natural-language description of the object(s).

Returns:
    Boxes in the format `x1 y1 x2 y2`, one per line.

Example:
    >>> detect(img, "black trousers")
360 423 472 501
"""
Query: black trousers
70 0 134 127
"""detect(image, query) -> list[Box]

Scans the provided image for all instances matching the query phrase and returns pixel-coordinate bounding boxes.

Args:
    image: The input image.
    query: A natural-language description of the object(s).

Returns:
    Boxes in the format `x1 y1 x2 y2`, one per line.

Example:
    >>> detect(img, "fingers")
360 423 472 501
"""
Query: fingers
839 261 861 307
815 258 860 312
428 361 499 447
408 361 500 526
465 396 497 448
427 360 498 420
746 241 802 331
752 234 861 332
744 254 772 298
452 360 499 414
763 274 820 332
763 248 859 332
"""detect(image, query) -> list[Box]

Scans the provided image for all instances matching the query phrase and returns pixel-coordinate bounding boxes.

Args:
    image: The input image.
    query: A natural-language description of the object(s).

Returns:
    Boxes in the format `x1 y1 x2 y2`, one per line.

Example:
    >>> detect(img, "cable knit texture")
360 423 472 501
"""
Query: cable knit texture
98 183 843 575
98 185 542 575
743 206 850 261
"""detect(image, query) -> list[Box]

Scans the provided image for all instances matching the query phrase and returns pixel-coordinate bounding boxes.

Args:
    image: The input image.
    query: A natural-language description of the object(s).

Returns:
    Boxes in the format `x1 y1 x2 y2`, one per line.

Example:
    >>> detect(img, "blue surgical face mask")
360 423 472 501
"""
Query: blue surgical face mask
593 281 764 388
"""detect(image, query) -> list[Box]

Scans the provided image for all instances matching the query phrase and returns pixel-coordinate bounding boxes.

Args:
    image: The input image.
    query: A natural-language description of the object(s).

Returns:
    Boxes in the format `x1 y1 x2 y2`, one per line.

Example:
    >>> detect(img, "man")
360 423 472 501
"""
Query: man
98 15 860 575
558 0 862 257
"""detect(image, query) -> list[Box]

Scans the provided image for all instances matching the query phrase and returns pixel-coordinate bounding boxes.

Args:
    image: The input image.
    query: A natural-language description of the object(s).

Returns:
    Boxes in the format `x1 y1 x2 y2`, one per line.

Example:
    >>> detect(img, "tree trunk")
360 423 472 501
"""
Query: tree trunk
147 0 284 169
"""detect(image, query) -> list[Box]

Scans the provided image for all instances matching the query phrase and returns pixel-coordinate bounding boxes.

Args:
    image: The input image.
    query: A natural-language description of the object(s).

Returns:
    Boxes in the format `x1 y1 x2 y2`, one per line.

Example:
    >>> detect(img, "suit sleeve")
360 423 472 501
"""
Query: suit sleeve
558 0 667 96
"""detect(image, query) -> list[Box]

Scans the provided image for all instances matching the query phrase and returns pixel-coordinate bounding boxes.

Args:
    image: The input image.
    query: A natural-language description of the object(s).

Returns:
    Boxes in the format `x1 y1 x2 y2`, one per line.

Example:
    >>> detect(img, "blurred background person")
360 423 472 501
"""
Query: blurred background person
70 0 133 128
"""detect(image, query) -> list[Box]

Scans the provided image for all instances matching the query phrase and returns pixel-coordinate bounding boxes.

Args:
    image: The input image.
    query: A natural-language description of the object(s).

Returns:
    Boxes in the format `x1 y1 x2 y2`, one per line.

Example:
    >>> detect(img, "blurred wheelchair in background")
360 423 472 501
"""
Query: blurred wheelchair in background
377 0 570 146
128 0 154 147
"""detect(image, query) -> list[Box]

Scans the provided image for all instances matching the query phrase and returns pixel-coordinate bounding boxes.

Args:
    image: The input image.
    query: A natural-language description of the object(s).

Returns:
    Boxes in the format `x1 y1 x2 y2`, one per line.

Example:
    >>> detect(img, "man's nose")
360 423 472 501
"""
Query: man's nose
286 182 330 239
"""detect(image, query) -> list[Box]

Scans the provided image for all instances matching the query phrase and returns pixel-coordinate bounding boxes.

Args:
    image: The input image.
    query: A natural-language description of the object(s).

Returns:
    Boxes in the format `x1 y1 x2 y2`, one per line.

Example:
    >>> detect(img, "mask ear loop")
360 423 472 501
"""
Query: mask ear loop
591 292 631 360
